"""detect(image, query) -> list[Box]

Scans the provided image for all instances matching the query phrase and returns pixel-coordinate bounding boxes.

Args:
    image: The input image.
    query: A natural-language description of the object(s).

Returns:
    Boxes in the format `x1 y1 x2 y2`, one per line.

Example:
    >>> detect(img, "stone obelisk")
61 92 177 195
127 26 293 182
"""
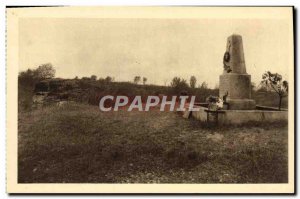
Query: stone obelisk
219 34 256 110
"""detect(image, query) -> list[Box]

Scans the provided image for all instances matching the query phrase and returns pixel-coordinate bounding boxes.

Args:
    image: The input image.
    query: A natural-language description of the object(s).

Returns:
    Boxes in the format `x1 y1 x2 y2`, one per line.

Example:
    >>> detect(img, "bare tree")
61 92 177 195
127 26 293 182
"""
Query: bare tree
170 77 189 93
134 76 141 84
251 82 256 93
200 81 208 89
261 71 288 110
105 76 113 83
189 76 197 88
91 75 97 81
142 77 147 85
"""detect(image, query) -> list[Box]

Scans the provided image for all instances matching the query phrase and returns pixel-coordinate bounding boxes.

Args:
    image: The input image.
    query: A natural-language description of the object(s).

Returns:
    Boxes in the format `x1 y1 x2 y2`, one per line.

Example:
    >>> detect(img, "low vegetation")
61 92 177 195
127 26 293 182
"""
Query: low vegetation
18 103 288 183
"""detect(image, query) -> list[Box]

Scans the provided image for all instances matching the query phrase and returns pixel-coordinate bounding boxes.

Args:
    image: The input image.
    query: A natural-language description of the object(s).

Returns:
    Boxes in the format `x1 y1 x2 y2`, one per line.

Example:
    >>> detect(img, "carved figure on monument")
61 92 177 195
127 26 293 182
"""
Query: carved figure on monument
223 52 231 73
223 41 232 73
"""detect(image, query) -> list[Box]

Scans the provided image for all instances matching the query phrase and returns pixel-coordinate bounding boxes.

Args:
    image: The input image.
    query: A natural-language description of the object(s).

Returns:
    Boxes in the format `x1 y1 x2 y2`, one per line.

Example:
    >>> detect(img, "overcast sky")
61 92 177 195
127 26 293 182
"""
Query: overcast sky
19 18 291 88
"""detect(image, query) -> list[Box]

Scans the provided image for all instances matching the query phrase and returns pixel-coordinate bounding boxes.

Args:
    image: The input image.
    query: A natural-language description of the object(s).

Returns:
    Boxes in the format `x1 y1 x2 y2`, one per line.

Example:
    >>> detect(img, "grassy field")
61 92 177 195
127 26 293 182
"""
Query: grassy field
18 103 288 183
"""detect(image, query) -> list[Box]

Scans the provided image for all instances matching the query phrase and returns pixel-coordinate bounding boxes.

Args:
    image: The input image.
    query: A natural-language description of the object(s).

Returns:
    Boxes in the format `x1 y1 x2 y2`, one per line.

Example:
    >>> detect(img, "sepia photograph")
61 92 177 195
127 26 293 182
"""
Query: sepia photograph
6 6 294 193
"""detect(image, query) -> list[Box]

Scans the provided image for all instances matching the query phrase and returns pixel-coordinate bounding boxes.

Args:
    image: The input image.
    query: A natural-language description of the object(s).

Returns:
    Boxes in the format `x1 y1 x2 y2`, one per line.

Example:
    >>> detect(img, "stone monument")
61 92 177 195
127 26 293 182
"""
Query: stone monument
219 34 256 110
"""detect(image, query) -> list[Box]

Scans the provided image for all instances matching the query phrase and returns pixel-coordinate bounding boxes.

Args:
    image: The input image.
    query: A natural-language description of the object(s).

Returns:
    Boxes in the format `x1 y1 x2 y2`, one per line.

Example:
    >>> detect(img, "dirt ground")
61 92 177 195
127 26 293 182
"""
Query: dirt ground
18 103 288 183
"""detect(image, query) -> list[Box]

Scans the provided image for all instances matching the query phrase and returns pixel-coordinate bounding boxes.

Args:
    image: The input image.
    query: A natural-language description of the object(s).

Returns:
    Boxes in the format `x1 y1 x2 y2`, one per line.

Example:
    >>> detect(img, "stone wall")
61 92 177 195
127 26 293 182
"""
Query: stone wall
188 106 288 125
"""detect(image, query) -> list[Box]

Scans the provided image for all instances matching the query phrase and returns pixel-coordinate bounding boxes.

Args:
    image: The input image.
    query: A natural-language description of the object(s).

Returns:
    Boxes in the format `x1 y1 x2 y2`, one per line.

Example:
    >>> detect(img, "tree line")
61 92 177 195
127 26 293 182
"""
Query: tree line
18 63 289 110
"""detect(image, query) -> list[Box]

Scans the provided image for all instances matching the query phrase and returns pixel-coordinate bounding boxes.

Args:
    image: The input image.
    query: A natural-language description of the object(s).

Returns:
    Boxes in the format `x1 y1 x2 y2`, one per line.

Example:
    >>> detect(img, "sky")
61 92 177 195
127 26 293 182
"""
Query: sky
19 17 291 88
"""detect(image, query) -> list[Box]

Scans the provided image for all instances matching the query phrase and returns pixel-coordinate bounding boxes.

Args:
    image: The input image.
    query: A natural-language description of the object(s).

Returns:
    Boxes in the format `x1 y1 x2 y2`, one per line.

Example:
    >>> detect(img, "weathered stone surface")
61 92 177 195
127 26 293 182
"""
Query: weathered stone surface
219 34 255 110
219 73 251 99
225 99 256 110
224 34 246 74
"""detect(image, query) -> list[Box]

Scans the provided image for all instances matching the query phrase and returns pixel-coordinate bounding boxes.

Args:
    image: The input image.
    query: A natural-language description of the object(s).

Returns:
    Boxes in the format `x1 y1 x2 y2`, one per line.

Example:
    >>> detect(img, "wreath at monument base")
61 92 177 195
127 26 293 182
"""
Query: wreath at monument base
206 95 223 111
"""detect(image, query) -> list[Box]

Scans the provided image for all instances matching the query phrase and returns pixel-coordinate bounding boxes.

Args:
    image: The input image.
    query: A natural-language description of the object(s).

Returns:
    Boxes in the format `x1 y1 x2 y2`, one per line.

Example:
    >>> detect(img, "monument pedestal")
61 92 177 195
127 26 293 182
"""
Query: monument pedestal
225 99 256 110
219 73 256 110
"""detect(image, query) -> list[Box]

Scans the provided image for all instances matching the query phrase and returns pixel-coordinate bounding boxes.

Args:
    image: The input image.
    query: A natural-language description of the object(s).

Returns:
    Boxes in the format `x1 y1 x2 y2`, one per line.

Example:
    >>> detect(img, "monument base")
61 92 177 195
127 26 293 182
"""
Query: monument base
219 73 252 99
225 99 256 110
